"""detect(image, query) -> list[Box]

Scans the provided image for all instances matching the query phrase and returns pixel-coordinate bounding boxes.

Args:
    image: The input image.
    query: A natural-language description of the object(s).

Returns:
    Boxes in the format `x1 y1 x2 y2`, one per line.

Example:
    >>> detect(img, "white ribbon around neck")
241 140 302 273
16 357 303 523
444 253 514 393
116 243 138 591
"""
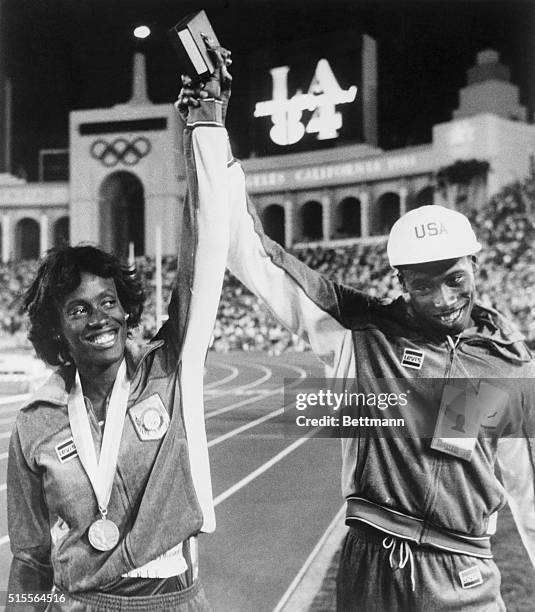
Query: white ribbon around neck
67 359 131 514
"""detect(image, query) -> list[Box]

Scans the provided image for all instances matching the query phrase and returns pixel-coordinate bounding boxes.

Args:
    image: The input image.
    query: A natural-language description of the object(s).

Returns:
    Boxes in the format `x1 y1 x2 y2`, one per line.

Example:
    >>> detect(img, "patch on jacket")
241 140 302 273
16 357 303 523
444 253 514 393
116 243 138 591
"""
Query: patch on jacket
459 565 483 589
55 437 78 463
401 348 424 369
129 394 169 441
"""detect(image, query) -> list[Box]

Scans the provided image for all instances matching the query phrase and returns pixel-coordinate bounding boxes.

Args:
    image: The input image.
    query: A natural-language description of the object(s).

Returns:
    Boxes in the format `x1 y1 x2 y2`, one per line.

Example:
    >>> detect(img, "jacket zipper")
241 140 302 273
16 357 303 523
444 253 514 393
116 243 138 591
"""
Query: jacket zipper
445 334 462 379
423 334 462 524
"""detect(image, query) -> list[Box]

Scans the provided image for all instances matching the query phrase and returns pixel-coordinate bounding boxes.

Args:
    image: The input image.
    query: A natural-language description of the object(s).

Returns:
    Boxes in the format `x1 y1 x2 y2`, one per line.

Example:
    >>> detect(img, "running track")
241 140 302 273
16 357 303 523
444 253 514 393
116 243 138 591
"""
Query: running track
0 351 342 611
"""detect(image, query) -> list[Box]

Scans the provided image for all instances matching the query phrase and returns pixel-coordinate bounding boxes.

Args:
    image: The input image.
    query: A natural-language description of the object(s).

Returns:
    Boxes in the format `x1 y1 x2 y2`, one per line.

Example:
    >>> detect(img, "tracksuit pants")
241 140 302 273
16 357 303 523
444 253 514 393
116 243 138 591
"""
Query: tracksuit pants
46 580 211 612
336 524 506 612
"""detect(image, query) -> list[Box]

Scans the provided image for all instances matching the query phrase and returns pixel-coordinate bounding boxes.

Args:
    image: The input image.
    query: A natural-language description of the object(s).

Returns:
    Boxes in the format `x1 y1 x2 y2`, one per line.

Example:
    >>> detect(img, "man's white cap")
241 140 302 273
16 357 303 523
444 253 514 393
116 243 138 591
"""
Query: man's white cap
387 205 481 267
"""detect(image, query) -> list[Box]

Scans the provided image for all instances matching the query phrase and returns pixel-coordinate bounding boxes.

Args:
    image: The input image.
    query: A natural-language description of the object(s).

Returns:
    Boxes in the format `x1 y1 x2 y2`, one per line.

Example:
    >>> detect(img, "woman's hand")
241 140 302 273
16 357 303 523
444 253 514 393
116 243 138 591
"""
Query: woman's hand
174 38 232 123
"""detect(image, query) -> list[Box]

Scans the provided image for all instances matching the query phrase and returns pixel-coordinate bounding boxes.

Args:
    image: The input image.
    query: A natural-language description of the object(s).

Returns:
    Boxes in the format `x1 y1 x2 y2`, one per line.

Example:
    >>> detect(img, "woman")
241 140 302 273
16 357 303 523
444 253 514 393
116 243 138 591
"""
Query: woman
7 51 230 611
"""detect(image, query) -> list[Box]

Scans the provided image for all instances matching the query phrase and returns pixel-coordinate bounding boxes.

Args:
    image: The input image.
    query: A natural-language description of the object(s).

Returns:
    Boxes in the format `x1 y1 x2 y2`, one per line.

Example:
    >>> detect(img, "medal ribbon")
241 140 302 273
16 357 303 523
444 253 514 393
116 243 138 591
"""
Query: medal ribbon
68 359 130 515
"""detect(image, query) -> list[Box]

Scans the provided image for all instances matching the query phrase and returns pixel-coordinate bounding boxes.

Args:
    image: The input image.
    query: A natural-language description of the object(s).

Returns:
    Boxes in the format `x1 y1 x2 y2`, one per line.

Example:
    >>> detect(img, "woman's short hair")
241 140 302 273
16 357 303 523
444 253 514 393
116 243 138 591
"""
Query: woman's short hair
24 245 145 366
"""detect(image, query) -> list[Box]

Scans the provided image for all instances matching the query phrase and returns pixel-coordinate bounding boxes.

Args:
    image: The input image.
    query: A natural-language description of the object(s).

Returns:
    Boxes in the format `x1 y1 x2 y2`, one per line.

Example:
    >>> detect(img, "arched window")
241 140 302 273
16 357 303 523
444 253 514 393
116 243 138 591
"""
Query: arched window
261 204 285 246
99 171 145 257
336 197 361 237
376 192 400 234
413 186 434 209
300 200 323 241
54 216 70 247
16 218 40 260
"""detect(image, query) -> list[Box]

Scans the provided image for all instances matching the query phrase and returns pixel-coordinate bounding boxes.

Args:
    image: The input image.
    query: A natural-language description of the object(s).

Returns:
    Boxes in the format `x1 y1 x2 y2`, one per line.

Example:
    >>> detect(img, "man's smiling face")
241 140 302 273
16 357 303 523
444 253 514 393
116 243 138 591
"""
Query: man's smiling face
399 256 477 336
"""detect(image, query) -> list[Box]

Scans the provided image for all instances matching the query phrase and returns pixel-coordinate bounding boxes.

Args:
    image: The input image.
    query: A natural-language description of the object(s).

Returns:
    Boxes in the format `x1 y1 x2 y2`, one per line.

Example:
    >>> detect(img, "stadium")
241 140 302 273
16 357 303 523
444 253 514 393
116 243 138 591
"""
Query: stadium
0 1 534 610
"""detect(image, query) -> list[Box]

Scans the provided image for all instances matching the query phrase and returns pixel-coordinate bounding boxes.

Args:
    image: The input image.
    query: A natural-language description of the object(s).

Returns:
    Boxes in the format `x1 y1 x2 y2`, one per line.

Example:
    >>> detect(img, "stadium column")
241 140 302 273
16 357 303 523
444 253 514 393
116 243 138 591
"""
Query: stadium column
284 196 294 248
39 214 48 255
359 189 370 237
1 213 10 262
321 191 331 241
399 185 408 217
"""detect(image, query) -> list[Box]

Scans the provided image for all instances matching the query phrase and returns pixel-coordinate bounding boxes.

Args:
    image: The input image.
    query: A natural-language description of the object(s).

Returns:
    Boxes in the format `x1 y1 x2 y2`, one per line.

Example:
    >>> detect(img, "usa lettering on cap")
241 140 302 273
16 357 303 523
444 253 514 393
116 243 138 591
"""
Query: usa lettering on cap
413 222 448 239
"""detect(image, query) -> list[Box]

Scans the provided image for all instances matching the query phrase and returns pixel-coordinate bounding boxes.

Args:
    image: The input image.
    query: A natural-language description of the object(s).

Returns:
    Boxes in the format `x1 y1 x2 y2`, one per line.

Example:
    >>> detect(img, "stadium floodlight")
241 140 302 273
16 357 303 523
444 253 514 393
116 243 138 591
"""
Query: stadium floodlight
133 25 151 39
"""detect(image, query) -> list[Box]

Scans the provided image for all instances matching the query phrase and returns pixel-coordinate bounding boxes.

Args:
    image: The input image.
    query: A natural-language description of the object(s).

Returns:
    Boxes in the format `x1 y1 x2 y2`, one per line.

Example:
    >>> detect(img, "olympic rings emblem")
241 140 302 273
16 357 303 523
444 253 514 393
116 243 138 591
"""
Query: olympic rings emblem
90 137 151 167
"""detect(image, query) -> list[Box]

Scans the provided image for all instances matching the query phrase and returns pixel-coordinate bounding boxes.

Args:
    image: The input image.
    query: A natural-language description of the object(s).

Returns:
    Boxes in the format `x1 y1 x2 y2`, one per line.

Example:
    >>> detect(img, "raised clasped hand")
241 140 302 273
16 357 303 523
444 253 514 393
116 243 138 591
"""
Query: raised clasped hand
174 37 232 122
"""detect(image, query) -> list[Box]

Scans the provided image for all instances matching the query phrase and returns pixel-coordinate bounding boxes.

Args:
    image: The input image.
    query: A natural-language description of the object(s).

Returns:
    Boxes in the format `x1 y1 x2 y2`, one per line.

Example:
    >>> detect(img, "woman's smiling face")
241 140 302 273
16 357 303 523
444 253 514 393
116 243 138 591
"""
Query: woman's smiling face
58 272 128 374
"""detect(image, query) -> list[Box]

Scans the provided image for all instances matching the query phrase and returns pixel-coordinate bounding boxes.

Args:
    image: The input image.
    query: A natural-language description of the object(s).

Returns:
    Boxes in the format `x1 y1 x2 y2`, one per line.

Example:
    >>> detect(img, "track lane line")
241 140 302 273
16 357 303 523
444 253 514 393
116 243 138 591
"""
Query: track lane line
213 430 318 507
272 504 346 612
208 408 284 448
204 364 240 390
205 364 272 401
206 364 306 419
207 365 307 445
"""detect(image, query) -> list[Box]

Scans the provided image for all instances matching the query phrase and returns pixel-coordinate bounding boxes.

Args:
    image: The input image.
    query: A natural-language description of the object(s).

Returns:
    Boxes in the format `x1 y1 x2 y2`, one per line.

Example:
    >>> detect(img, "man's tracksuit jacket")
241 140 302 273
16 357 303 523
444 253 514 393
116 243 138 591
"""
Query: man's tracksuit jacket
194 102 535 570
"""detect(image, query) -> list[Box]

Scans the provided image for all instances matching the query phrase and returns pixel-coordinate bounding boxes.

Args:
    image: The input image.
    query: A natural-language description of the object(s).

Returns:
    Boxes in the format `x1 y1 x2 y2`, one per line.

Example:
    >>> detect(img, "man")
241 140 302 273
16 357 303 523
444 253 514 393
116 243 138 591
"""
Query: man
179 45 535 611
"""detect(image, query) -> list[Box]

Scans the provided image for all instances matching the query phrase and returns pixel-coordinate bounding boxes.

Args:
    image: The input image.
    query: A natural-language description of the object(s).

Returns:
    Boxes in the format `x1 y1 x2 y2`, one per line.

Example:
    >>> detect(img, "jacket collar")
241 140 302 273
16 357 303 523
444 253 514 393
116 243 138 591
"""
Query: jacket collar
24 338 164 409
394 297 530 363
464 303 531 363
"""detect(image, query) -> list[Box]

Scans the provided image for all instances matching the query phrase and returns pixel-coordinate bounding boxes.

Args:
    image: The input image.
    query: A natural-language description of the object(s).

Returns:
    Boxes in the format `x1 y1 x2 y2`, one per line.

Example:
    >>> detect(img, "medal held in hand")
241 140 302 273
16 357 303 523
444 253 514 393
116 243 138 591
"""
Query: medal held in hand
67 361 131 552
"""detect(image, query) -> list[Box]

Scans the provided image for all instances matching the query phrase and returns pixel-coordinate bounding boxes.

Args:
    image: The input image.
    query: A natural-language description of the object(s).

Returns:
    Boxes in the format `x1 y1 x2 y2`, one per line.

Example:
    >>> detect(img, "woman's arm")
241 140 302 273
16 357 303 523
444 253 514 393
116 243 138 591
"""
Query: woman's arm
154 61 231 533
177 44 372 377
7 426 53 607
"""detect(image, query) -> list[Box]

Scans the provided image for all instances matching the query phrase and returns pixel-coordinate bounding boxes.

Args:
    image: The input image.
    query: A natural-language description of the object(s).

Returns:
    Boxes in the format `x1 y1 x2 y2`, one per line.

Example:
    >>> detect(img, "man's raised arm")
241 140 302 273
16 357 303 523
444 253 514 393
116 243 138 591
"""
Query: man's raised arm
176 42 376 374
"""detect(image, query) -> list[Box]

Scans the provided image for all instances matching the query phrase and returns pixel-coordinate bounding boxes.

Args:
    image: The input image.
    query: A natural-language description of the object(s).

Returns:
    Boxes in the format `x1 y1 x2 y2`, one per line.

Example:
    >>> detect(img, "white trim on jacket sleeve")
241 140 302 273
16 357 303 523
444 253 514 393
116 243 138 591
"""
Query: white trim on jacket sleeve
180 125 229 533
226 162 354 376
497 436 535 568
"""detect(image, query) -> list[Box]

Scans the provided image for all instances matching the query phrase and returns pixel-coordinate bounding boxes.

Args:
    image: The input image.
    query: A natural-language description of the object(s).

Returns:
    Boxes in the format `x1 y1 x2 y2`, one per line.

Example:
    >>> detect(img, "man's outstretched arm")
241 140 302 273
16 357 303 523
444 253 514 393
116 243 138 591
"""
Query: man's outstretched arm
177 42 373 375
497 433 535 568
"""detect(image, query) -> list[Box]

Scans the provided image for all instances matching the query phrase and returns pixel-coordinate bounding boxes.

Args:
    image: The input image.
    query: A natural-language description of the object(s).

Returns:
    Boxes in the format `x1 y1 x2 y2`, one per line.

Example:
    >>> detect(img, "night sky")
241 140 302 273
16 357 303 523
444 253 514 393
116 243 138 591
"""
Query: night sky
2 0 534 179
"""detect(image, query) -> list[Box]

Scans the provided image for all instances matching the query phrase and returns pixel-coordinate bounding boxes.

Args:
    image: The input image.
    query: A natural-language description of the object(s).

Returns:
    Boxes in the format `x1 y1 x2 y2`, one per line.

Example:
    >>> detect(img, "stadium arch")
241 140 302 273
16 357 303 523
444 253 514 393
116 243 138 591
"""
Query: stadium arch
375 191 400 235
15 217 40 260
413 185 434 209
53 215 69 247
98 171 145 258
299 200 323 241
261 204 285 245
335 196 361 238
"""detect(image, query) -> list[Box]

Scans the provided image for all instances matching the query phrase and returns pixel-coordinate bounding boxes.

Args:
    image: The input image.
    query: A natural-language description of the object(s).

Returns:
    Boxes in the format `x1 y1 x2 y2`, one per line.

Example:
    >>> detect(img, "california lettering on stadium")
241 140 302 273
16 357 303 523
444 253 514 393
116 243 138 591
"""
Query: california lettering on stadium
245 153 420 190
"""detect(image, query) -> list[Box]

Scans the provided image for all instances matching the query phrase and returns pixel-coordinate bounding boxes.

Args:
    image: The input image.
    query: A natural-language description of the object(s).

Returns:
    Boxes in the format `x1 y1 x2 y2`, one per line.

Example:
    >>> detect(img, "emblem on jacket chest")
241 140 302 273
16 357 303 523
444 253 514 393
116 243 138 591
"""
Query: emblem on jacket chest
129 394 170 440
55 437 78 463
401 347 425 370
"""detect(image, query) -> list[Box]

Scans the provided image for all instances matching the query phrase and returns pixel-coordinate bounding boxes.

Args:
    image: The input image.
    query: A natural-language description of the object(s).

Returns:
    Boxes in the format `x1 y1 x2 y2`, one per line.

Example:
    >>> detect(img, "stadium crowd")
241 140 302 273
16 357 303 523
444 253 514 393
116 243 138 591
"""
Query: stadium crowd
1 177 535 352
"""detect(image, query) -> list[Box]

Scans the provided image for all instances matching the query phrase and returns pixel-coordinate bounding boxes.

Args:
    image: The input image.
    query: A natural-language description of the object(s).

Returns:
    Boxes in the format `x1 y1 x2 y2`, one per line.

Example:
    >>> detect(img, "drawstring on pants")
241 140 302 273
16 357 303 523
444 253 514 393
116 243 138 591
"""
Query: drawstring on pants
382 536 416 591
